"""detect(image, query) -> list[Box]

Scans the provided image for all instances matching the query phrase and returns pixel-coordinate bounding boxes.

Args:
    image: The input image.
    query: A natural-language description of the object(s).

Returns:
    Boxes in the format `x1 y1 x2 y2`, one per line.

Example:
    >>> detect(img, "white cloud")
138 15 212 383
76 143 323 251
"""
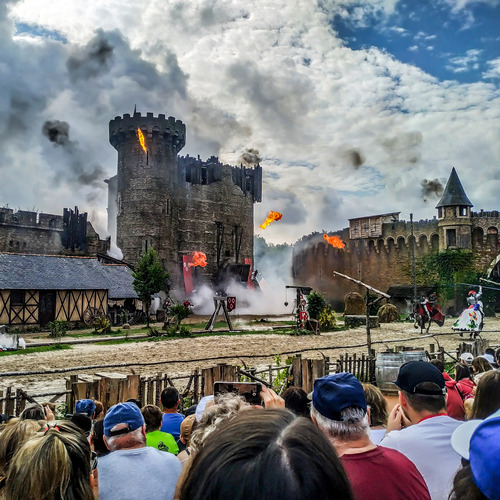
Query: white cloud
483 57 500 79
0 0 498 248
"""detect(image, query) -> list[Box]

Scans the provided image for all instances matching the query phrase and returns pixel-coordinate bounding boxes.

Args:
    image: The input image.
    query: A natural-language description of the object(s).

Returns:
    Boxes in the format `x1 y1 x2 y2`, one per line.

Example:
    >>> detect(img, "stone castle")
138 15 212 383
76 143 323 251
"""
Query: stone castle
107 111 262 290
292 168 500 311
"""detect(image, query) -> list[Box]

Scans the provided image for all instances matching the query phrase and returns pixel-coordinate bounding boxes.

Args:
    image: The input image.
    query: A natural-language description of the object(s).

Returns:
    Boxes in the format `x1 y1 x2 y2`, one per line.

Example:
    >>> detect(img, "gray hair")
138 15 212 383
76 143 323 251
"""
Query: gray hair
190 392 251 452
105 424 146 451
311 404 369 444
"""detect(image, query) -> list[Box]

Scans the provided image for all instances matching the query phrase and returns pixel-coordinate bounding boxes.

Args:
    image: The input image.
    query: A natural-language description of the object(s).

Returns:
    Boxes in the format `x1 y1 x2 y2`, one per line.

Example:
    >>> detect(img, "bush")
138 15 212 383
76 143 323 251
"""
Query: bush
47 320 68 339
319 305 336 330
93 316 111 335
307 292 326 320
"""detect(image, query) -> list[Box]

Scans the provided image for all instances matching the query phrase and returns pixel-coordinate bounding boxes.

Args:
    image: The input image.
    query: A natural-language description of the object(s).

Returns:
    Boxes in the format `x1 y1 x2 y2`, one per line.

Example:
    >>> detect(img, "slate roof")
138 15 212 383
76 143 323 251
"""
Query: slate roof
0 254 133 296
436 168 473 208
101 264 138 299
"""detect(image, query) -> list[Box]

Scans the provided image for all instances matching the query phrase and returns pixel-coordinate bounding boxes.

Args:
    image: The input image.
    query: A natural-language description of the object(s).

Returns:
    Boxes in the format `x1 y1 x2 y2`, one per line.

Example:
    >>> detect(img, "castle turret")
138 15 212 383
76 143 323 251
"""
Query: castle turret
436 168 473 251
109 112 185 267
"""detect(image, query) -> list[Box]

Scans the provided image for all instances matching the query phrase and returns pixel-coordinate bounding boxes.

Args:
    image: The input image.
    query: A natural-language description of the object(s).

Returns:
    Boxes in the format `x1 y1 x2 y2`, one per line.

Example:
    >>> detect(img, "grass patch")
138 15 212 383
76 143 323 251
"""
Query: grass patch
0 344 72 356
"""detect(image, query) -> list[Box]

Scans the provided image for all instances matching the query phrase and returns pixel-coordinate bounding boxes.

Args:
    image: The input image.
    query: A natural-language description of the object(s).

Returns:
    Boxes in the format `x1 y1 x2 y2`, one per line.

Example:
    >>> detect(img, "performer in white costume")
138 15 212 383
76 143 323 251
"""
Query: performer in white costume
452 287 484 338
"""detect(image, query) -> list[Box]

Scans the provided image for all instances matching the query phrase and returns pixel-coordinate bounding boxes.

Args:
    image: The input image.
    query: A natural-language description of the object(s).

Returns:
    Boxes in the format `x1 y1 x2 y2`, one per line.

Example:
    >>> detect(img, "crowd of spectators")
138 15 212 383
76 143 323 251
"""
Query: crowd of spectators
0 348 499 499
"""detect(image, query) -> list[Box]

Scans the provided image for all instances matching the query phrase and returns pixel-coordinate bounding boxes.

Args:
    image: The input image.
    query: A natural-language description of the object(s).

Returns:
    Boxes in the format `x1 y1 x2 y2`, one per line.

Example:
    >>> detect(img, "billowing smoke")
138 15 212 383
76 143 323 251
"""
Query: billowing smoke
382 131 422 165
42 120 71 146
41 119 106 193
343 148 365 169
239 148 262 166
420 178 444 202
66 29 114 81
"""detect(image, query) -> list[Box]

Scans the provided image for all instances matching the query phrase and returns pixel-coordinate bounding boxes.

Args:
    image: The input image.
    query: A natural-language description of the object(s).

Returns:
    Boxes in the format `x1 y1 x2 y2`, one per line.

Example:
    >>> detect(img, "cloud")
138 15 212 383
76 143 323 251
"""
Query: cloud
483 57 500 78
238 148 262 166
446 49 482 73
420 178 444 202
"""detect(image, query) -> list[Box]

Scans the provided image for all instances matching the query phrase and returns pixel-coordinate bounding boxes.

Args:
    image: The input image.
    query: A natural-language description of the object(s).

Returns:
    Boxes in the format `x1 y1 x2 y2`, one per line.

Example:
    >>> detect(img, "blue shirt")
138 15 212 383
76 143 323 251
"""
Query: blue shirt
160 412 184 439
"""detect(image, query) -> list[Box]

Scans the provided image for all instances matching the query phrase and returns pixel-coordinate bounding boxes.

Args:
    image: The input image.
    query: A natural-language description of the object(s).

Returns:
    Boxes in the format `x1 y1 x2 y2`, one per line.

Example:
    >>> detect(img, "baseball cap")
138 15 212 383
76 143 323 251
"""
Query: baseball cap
75 399 96 417
311 373 367 421
103 402 145 437
451 409 500 500
393 361 446 395
195 395 214 422
460 352 474 365
480 354 494 364
180 414 196 442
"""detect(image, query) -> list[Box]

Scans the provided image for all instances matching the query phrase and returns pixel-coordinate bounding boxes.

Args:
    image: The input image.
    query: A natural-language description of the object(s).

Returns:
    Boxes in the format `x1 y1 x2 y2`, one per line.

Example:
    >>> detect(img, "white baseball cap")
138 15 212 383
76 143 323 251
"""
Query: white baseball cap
460 352 474 364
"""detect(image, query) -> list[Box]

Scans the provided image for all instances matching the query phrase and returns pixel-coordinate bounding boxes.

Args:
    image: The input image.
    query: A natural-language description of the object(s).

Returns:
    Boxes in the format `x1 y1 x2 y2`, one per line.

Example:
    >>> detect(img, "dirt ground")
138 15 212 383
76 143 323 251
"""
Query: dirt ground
1 315 499 399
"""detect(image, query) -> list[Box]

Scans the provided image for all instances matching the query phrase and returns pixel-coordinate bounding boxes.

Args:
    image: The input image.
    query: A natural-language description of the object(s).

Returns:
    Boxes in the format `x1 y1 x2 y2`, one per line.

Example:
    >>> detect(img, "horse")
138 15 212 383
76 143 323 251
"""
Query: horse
412 297 445 334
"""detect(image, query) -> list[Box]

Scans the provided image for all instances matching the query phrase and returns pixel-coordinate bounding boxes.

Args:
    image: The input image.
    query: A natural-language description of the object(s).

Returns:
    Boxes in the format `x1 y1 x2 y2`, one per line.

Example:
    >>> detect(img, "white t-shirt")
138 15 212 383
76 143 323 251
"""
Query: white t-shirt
380 415 461 500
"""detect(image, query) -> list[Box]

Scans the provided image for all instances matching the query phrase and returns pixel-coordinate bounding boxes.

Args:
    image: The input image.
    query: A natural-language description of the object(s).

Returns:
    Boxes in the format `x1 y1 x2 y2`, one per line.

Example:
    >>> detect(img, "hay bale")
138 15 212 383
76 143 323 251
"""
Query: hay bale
378 303 400 323
344 292 365 315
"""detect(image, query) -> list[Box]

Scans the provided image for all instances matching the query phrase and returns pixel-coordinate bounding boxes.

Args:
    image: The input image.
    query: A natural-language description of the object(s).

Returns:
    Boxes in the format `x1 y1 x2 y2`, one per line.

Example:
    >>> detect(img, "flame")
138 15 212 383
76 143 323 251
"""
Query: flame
323 234 345 249
189 251 207 267
260 211 283 229
137 128 147 153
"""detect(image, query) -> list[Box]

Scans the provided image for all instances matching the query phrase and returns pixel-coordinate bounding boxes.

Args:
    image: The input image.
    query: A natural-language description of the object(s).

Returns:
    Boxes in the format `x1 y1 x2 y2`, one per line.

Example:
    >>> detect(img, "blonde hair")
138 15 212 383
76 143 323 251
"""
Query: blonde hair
5 423 94 500
0 419 41 475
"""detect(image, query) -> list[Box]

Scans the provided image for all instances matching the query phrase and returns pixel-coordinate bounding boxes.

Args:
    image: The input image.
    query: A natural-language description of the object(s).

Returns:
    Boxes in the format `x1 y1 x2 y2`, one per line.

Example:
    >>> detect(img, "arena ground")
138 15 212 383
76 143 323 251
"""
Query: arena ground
1 315 499 400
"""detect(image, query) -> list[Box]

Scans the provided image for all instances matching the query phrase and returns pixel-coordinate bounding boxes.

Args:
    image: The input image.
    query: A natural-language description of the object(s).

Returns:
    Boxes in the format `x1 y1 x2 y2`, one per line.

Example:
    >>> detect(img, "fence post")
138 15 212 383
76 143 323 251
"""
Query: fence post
15 388 25 416
66 375 78 414
291 354 302 388
5 387 13 416
193 368 199 403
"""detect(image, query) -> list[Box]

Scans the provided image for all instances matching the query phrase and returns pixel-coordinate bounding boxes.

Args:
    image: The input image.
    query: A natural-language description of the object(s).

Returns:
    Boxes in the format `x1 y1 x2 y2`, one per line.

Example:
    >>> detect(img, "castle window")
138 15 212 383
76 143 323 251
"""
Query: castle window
9 240 13 247
458 206 468 216
446 229 456 248
438 208 443 218
488 227 498 235
10 290 24 306
49 218 56 228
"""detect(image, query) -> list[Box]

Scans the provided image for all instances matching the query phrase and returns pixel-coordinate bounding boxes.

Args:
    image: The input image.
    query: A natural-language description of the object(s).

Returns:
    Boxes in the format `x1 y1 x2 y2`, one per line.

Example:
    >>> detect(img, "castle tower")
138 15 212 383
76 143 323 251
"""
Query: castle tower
109 112 185 266
436 168 473 251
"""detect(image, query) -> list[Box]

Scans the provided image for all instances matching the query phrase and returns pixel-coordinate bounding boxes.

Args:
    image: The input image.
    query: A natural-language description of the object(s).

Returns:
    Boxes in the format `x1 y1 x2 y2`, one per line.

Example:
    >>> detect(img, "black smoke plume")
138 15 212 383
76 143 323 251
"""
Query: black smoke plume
345 148 365 168
239 148 261 165
420 178 444 202
42 120 71 146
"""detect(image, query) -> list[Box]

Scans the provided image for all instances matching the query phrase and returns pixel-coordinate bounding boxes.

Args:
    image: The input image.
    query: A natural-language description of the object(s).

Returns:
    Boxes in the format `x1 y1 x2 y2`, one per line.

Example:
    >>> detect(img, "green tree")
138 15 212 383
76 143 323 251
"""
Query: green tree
307 292 326 320
132 248 169 327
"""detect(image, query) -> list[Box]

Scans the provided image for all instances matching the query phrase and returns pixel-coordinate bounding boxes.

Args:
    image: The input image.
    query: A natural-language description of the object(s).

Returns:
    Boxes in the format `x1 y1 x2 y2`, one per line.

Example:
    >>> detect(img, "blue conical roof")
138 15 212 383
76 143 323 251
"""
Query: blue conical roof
436 168 473 208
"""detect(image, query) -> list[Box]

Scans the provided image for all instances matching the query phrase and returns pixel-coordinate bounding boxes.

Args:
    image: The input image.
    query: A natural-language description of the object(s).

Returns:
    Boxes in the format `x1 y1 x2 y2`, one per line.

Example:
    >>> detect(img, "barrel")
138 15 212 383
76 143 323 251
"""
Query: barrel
375 350 427 394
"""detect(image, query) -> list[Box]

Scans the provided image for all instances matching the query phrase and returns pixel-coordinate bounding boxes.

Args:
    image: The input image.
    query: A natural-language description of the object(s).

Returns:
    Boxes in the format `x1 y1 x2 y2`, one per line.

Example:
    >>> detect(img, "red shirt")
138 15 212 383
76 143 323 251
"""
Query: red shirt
443 373 466 420
341 446 431 500
456 377 475 400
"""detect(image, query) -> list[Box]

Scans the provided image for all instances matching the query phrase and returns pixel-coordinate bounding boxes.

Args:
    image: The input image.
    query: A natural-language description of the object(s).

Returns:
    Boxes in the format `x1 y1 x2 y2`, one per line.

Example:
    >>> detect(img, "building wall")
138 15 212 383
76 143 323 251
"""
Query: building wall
293 213 500 307
109 112 261 287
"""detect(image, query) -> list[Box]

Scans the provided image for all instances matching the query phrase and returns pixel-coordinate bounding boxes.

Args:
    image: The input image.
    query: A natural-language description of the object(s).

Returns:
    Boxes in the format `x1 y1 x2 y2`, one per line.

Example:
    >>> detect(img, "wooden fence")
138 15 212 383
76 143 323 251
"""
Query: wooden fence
0 338 489 417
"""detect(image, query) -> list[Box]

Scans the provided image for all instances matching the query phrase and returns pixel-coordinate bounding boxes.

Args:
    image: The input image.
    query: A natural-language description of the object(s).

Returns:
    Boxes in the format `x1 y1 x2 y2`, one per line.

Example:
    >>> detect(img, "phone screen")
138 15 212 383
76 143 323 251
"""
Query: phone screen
214 381 263 405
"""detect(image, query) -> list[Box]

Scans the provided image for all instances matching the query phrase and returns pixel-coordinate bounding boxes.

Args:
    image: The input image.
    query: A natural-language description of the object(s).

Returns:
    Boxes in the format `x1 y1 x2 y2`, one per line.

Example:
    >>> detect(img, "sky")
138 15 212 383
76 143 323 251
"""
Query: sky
1 0 499 246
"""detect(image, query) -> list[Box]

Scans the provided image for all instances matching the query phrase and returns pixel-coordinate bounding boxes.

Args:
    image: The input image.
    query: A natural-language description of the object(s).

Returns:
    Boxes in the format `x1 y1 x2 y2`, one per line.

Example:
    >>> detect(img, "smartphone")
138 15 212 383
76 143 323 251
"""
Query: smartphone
214 381 263 405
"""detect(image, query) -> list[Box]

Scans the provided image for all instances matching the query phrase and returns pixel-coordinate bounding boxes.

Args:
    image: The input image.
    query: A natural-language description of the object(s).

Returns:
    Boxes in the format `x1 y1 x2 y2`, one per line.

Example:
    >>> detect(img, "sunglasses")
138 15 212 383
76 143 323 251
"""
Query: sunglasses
91 451 98 471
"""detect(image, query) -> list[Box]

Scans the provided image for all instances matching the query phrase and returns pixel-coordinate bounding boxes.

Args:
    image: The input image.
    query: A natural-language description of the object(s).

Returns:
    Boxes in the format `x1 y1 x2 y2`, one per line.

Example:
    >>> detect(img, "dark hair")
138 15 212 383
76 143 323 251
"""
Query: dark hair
471 370 500 419
160 388 179 409
403 389 446 414
449 464 488 500
430 359 445 373
141 405 162 433
19 404 45 422
362 383 388 427
454 364 473 382
472 357 493 374
126 398 142 408
496 348 500 363
91 419 109 457
282 387 310 417
94 401 104 419
71 413 92 436
179 409 353 500
485 348 495 357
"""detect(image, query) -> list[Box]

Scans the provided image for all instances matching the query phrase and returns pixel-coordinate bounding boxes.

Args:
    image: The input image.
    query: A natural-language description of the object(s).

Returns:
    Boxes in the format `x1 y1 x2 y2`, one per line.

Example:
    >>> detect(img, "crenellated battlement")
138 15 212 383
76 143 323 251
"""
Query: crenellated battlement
109 112 185 152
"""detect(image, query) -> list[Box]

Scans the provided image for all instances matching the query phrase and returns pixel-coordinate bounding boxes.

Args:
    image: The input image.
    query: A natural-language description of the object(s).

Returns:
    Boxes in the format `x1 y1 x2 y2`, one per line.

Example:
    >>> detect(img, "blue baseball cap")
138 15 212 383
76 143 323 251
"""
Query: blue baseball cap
104 402 145 437
312 373 367 421
75 399 96 417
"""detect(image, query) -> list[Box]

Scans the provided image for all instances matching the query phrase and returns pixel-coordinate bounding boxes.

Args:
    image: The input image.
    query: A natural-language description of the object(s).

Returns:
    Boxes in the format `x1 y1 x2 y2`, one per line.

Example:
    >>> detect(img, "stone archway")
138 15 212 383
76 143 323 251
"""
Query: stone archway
485 255 500 311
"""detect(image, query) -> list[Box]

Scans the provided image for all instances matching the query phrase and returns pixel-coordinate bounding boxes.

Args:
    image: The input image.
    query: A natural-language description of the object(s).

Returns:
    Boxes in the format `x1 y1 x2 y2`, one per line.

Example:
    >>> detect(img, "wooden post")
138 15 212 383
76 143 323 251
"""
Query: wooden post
366 289 372 358
15 389 24 416
193 368 200 404
66 375 78 414
5 387 14 417
291 354 302 388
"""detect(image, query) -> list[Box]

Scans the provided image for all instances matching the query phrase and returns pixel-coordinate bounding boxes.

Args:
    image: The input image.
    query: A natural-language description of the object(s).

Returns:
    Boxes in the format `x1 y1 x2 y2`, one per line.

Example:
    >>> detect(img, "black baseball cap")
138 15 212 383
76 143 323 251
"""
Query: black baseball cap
394 361 446 395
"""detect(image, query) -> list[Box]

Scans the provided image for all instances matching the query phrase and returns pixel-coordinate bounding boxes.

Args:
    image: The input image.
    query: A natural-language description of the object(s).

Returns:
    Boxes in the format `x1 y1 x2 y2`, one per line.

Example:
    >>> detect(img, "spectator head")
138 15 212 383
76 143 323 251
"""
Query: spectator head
19 404 45 422
471 370 500 420
126 398 142 408
450 409 500 500
93 401 104 419
362 383 388 427
460 352 474 366
282 386 310 417
430 359 445 373
178 409 353 500
195 395 214 422
180 414 196 446
160 387 180 410
480 353 495 365
5 422 95 500
310 373 369 445
393 361 446 415
0 419 41 476
184 404 197 417
103 402 146 452
454 363 473 382
70 413 93 437
472 357 493 375
75 399 96 418
496 348 500 365
90 418 109 457
141 404 163 433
